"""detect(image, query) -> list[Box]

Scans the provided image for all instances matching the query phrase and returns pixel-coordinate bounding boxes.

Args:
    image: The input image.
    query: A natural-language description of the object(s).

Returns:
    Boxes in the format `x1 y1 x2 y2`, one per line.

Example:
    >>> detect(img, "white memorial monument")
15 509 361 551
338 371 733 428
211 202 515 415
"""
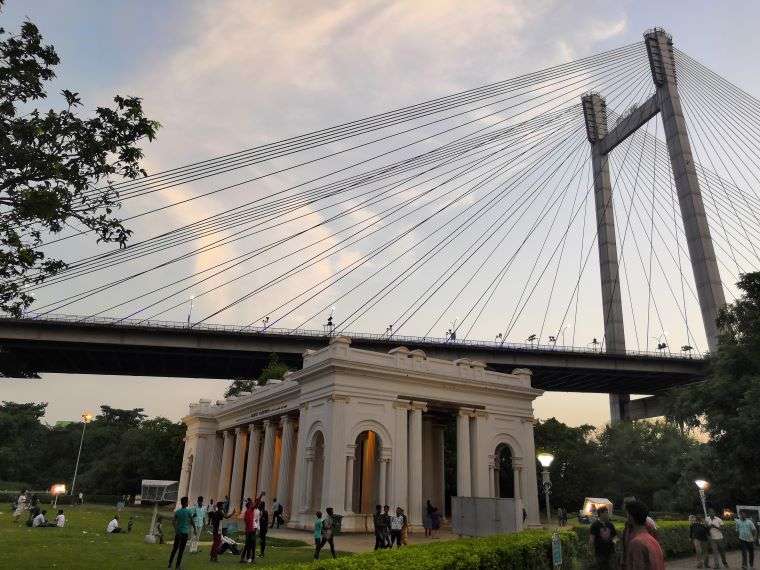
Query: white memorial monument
178 336 543 532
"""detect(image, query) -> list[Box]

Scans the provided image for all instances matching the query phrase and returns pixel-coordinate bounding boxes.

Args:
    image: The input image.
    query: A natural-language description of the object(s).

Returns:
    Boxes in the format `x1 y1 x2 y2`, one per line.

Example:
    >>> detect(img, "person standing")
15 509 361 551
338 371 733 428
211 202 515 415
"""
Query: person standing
240 498 259 564
258 501 269 558
380 505 392 547
400 507 409 545
624 500 664 570
189 496 207 554
689 515 710 568
707 509 729 569
208 501 234 562
372 505 384 550
316 507 337 559
431 507 442 539
589 505 617 569
272 498 284 529
167 496 193 569
424 500 434 537
390 507 406 548
737 511 757 569
313 511 324 559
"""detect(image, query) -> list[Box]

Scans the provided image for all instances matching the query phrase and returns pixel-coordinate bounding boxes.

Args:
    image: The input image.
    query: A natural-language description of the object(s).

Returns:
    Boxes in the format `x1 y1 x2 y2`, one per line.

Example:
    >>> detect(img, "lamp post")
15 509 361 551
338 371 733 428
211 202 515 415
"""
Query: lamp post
695 479 709 518
537 452 555 524
70 411 93 496
187 295 195 326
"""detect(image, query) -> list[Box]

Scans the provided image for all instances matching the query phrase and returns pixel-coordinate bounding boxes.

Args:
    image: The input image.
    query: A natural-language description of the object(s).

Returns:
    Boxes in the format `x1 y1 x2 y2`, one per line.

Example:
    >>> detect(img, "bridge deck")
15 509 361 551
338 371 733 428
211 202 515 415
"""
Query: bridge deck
0 316 707 395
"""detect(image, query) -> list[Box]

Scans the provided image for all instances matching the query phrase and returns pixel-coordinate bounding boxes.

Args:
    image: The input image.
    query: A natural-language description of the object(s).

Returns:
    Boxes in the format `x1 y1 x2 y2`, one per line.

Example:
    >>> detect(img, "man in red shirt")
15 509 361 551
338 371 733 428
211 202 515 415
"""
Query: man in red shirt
624 500 665 570
240 498 260 564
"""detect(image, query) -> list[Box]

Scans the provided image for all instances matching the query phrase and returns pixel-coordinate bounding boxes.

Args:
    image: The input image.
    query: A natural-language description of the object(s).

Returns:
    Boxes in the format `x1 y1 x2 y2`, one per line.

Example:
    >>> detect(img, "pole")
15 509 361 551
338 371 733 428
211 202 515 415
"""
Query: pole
542 468 552 525
70 420 87 496
699 488 708 518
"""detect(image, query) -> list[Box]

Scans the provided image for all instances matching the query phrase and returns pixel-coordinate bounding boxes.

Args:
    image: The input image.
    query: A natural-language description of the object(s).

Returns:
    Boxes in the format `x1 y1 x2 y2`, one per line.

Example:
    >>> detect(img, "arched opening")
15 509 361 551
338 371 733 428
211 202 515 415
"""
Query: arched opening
495 443 515 498
352 430 382 513
309 431 325 511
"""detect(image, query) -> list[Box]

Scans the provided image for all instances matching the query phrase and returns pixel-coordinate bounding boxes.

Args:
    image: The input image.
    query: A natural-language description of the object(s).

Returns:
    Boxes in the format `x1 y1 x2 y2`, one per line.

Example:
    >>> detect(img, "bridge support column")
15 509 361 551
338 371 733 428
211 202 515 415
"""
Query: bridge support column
645 29 726 353
582 93 629 422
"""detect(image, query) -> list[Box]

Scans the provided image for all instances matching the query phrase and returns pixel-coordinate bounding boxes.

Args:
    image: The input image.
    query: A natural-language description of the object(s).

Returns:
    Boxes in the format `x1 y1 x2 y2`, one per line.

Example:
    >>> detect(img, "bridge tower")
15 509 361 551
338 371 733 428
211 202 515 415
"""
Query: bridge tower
582 29 726 422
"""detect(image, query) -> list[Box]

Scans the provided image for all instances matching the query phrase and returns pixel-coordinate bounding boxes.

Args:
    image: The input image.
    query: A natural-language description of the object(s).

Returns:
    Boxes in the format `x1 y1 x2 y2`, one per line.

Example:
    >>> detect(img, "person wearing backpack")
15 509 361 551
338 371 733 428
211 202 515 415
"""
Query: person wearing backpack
589 505 618 570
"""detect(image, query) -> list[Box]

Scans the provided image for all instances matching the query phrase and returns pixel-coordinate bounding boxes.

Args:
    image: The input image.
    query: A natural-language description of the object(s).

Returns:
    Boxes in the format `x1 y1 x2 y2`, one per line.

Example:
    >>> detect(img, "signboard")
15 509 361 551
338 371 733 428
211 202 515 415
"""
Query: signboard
552 532 563 568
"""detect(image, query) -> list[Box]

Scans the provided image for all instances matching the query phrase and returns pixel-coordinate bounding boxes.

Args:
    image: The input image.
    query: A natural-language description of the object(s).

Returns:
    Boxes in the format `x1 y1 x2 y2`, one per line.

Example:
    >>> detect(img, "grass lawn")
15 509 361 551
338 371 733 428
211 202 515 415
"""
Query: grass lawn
0 503 325 569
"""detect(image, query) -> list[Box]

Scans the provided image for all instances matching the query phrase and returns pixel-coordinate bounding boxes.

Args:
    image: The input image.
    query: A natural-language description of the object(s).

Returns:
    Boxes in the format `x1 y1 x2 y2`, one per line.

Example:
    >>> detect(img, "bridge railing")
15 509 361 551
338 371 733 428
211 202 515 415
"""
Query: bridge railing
8 313 704 360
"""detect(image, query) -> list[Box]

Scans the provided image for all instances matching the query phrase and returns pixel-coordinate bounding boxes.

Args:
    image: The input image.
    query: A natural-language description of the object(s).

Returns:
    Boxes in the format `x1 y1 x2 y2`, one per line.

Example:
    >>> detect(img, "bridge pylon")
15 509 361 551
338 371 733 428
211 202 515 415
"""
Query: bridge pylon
582 28 726 422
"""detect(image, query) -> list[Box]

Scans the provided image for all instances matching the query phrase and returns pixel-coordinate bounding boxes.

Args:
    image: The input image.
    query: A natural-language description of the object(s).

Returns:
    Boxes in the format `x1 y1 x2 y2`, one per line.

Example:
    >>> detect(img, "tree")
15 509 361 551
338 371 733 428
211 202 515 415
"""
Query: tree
225 353 289 398
0 3 159 315
671 271 760 505
0 401 48 482
534 418 601 512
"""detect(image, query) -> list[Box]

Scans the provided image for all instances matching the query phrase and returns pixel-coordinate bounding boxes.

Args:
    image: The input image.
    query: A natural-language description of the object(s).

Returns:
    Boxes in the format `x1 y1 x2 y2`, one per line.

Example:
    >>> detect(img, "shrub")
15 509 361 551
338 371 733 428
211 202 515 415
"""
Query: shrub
574 519 738 562
279 530 580 569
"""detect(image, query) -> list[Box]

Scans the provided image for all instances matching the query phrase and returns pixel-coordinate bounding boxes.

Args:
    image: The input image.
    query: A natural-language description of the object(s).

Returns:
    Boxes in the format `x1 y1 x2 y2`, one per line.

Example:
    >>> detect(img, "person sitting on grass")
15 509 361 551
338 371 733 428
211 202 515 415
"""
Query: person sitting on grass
218 528 241 557
55 509 65 528
32 510 56 527
107 514 123 533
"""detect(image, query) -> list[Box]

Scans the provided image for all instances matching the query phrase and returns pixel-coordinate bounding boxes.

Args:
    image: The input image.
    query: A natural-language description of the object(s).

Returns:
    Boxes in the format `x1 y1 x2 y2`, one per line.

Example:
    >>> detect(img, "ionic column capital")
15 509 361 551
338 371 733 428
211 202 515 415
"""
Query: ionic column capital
458 408 475 418
392 399 412 410
410 400 428 412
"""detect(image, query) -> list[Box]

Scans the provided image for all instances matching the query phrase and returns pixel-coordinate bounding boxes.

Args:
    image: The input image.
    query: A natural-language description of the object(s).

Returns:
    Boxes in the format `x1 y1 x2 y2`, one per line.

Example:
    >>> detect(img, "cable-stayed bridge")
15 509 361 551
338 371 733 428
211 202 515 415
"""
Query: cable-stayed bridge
3 29 758 420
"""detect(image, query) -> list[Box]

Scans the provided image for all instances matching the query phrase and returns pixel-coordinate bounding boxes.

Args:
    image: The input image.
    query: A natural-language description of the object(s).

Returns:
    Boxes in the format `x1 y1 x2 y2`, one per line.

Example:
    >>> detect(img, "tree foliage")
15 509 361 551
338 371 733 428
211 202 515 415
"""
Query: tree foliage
670 271 760 504
0 4 159 315
0 402 184 495
225 353 289 398
535 417 707 514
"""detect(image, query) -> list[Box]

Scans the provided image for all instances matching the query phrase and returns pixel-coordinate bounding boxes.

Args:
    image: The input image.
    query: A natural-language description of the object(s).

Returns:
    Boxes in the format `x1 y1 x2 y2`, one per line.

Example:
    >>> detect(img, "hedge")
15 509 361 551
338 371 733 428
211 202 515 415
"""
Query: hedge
281 530 580 570
574 519 738 562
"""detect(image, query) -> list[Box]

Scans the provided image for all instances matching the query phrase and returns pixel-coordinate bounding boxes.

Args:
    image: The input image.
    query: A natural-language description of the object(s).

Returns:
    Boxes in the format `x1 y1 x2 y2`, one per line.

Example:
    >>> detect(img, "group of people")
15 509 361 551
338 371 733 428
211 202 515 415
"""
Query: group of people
588 499 664 570
12 490 67 529
372 505 409 549
165 492 276 568
690 510 758 569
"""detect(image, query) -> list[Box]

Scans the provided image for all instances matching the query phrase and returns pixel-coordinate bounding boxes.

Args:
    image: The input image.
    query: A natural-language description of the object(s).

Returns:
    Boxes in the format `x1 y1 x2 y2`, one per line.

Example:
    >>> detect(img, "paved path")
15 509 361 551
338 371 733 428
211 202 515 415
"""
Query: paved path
667 549 744 568
268 527 457 553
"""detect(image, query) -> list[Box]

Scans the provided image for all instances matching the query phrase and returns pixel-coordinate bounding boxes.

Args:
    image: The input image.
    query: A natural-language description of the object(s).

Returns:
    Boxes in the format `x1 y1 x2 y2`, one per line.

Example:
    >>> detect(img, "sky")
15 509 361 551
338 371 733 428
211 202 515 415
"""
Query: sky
2 0 760 427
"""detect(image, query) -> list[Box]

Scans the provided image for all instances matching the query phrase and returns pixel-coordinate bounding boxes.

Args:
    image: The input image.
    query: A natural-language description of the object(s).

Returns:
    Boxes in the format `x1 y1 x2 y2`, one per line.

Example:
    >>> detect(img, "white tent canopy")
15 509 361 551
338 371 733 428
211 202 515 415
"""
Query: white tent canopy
582 497 613 515
140 480 178 504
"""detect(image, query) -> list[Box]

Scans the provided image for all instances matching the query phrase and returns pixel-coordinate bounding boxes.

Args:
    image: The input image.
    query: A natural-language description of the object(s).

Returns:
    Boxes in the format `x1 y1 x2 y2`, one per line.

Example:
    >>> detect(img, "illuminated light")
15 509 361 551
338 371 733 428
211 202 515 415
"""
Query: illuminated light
82 411 93 423
694 479 709 491
537 452 555 468
50 483 66 495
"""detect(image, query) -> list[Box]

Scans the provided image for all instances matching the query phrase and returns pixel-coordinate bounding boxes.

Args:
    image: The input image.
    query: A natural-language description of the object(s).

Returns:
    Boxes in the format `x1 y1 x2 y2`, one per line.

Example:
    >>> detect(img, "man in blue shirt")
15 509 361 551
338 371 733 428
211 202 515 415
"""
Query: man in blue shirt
737 511 757 570
168 496 194 569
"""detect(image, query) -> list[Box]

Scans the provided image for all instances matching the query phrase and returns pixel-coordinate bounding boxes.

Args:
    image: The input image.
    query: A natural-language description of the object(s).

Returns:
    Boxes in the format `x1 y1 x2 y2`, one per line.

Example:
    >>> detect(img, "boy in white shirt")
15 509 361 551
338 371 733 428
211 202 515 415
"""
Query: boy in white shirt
55 509 65 527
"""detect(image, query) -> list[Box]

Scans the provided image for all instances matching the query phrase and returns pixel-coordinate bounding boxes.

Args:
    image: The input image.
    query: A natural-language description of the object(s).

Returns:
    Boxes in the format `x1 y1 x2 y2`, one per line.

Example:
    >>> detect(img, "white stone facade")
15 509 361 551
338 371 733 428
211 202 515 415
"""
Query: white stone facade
179 337 543 531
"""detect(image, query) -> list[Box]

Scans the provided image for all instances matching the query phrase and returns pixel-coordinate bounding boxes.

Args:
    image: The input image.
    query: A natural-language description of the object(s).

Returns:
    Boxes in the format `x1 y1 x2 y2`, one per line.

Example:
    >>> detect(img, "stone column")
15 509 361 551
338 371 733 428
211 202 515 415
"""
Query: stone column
378 458 389 507
487 455 495 498
276 416 296 518
344 446 356 513
322 395 349 511
513 463 524 529
187 435 210 502
456 409 472 497
433 424 446 516
217 430 235 501
229 427 247 510
470 410 489 497
258 419 277 500
391 401 410 509
408 401 426 526
243 424 262 504
302 447 314 513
